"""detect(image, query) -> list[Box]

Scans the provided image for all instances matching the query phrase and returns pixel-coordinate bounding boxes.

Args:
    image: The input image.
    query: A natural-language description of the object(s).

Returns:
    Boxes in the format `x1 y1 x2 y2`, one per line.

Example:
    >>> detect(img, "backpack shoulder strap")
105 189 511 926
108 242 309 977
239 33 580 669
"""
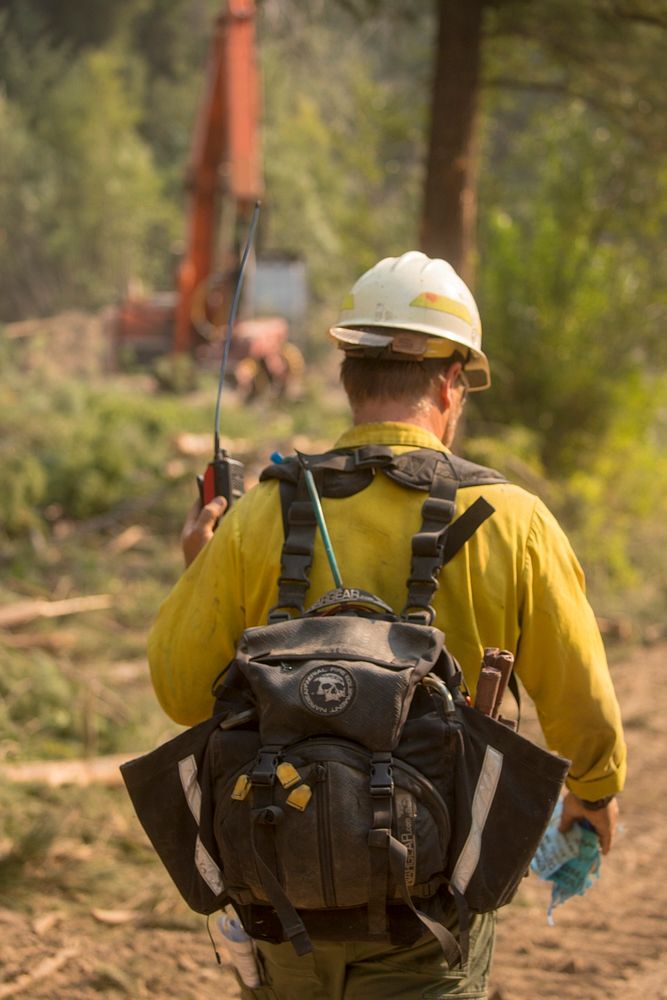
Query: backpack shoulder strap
260 446 395 542
268 466 317 623
263 446 504 622
260 447 506 539
402 454 500 623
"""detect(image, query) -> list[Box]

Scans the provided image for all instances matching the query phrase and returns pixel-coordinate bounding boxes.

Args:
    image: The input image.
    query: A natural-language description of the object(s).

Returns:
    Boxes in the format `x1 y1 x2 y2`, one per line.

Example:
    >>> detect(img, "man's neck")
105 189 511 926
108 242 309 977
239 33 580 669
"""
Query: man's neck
351 400 445 440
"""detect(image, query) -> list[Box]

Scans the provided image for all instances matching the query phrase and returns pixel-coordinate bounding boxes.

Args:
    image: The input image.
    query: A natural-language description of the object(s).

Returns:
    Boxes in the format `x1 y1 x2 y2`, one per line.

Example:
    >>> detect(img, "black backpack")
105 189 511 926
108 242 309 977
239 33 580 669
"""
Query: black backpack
121 446 569 964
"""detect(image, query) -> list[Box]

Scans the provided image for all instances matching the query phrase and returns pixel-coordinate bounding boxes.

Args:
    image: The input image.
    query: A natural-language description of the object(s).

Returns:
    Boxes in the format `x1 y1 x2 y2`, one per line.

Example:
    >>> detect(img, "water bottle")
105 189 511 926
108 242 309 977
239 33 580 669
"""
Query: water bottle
218 913 261 988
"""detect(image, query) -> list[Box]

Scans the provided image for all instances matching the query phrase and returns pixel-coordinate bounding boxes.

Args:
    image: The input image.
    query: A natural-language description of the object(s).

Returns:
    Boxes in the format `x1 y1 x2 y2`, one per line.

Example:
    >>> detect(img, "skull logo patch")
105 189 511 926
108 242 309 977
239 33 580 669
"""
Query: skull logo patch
300 665 356 716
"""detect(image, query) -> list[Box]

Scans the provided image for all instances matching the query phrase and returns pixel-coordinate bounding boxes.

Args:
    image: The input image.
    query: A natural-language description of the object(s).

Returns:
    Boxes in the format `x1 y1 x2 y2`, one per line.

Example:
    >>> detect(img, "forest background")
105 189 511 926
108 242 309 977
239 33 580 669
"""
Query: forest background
0 0 667 1000
2 0 666 621
0 4 666 994
1 0 666 749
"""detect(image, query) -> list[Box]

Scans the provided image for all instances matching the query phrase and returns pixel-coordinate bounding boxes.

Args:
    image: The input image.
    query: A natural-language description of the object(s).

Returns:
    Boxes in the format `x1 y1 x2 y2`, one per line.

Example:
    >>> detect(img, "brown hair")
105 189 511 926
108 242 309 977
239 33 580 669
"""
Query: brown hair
340 356 458 408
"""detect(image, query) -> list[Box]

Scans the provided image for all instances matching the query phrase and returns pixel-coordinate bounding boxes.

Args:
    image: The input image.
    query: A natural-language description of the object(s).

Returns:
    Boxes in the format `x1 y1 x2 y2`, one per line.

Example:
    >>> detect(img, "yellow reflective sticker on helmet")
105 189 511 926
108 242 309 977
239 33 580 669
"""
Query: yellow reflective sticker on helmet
340 293 354 311
409 293 472 325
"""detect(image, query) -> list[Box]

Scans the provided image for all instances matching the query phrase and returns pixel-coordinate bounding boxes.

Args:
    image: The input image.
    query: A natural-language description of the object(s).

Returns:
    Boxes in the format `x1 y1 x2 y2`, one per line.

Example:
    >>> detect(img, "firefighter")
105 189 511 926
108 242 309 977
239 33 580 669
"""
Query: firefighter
150 251 626 999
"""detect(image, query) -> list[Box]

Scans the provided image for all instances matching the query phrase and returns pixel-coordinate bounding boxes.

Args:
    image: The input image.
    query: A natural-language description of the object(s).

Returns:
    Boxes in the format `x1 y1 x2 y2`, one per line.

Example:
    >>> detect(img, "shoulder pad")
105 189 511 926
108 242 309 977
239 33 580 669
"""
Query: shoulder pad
259 457 300 485
385 449 506 491
446 453 507 488
259 446 506 495
259 448 389 499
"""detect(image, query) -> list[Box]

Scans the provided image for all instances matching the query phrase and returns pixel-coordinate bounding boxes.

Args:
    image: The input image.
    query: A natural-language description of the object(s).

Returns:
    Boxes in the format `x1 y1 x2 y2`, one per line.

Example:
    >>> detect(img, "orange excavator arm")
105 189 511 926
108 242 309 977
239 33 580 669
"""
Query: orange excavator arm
173 0 262 353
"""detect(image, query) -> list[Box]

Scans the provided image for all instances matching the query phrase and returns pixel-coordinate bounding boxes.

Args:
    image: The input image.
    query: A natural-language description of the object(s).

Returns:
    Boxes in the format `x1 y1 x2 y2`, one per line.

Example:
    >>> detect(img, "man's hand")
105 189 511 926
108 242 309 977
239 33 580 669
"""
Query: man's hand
558 790 619 855
181 495 227 567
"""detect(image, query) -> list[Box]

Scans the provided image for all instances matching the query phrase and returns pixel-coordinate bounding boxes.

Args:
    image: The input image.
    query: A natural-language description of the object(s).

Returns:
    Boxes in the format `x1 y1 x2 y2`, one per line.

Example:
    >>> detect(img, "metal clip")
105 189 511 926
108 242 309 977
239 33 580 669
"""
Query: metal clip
421 674 456 715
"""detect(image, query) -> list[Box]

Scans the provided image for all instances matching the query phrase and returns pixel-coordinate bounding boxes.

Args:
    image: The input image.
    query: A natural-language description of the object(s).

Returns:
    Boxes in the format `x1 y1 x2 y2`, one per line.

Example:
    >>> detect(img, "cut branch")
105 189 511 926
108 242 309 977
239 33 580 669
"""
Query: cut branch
1 754 132 787
0 594 112 629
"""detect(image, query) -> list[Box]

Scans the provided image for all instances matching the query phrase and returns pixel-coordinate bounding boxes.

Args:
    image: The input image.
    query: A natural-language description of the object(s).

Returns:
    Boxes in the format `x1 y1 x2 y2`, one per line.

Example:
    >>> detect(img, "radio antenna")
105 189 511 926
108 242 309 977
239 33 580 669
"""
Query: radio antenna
197 201 260 509
213 200 261 453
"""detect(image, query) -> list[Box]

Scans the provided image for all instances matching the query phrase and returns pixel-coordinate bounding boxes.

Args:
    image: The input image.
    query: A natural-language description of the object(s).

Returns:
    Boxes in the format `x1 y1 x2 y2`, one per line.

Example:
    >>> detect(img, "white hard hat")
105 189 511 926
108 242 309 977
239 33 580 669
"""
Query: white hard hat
329 251 490 390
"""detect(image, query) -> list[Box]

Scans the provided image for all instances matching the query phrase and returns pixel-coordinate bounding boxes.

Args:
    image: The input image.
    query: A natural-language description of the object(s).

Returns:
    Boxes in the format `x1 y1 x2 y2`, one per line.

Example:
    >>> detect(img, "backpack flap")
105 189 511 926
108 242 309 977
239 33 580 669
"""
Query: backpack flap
234 616 444 751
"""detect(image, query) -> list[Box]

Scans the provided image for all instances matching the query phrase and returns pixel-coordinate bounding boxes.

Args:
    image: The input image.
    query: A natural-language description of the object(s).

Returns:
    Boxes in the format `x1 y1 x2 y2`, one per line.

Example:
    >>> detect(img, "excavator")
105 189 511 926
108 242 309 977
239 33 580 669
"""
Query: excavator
114 0 304 397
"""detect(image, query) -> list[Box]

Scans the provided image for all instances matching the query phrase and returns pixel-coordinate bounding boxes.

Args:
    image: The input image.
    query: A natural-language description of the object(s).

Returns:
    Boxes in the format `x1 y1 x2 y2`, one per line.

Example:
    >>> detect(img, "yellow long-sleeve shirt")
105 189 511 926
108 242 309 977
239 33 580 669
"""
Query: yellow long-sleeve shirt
148 421 626 802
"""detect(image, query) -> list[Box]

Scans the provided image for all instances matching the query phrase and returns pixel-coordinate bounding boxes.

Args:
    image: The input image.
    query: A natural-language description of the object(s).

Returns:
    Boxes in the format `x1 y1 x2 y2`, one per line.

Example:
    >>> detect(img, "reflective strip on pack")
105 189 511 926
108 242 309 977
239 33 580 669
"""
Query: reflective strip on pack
451 746 504 893
178 754 202 823
195 835 224 895
179 754 225 896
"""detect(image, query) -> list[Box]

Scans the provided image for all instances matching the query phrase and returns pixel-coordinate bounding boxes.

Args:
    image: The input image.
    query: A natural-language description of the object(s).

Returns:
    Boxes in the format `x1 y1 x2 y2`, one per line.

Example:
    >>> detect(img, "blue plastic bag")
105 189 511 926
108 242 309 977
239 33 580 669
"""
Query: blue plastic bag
530 800 601 924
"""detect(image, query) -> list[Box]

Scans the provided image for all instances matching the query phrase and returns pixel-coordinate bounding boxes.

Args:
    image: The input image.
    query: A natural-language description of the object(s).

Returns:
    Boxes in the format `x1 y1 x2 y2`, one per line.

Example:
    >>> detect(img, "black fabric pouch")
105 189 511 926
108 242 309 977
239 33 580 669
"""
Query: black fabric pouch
447 704 570 912
120 715 227 914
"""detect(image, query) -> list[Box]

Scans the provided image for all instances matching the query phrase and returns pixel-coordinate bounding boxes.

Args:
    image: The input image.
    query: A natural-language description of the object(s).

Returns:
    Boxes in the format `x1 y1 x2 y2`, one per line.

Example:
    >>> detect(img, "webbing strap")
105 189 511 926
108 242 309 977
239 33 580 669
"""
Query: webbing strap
403 464 458 620
269 448 497 624
367 753 394 936
269 473 318 622
388 836 462 967
249 749 313 957
403 470 496 620
450 885 471 968
250 816 312 956
278 478 297 541
441 497 495 567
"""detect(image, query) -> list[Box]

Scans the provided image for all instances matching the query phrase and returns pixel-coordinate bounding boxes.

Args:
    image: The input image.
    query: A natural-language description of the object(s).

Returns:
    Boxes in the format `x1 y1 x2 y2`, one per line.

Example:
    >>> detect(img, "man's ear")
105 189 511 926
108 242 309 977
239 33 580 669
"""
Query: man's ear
438 362 463 410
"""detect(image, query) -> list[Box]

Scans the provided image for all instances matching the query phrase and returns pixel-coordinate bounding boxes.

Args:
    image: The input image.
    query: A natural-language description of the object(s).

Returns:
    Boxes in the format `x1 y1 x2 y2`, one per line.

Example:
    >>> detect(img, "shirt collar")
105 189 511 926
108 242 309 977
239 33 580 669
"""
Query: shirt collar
333 422 449 453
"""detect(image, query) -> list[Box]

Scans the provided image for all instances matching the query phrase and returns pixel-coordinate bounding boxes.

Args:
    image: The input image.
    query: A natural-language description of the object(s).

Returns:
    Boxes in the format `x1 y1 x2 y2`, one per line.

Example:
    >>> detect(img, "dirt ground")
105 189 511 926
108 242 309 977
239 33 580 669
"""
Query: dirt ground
1 642 665 1000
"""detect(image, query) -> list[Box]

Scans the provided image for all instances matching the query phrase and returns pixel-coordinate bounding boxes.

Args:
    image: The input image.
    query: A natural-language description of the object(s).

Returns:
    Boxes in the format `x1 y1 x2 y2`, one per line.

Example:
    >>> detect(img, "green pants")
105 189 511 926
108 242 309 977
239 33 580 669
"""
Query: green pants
238 911 496 1000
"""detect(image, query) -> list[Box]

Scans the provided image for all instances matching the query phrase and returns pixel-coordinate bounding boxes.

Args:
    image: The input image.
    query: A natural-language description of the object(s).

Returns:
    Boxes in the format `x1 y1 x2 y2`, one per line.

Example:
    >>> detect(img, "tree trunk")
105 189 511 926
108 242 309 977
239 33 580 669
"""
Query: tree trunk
420 0 485 286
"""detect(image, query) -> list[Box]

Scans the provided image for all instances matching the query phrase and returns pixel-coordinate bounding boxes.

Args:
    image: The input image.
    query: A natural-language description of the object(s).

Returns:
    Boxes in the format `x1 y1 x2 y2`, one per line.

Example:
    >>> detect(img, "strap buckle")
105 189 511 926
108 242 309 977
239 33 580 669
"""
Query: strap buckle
251 748 281 786
420 496 456 524
267 606 297 624
353 445 393 469
370 755 394 797
400 605 436 626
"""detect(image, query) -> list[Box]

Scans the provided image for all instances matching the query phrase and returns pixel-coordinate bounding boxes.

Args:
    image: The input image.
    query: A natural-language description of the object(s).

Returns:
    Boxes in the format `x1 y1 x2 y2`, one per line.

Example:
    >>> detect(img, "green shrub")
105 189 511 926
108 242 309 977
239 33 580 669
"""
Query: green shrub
0 362 210 537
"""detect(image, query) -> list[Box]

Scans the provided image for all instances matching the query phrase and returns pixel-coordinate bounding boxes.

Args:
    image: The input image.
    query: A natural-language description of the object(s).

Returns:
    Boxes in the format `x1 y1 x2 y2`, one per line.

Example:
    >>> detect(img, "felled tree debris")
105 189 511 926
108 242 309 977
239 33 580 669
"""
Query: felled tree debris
0 595 112 630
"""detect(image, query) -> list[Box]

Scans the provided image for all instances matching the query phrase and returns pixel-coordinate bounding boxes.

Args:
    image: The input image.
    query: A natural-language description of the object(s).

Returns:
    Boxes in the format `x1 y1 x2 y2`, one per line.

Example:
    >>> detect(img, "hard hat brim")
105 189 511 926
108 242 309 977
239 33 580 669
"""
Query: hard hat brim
328 325 490 391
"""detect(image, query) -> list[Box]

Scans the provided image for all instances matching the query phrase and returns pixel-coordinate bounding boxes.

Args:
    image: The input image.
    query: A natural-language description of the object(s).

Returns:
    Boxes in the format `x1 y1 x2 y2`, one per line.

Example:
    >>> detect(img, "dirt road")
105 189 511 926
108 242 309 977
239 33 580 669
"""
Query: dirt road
1 643 665 999
489 641 667 1000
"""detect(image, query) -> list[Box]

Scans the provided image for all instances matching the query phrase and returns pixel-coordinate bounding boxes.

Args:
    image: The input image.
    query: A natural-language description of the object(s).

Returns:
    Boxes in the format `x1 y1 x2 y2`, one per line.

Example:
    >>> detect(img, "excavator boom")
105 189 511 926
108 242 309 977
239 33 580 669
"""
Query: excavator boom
173 0 262 352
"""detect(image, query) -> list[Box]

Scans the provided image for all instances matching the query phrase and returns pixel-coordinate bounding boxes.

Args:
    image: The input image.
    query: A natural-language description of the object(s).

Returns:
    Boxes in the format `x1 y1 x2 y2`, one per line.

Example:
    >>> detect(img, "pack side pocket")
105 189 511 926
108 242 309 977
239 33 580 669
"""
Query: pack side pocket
449 705 569 912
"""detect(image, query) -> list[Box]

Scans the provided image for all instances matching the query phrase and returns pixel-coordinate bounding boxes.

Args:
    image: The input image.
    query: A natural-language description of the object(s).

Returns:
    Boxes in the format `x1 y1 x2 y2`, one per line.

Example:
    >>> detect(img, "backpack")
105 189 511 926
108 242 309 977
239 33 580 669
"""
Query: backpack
121 445 570 964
